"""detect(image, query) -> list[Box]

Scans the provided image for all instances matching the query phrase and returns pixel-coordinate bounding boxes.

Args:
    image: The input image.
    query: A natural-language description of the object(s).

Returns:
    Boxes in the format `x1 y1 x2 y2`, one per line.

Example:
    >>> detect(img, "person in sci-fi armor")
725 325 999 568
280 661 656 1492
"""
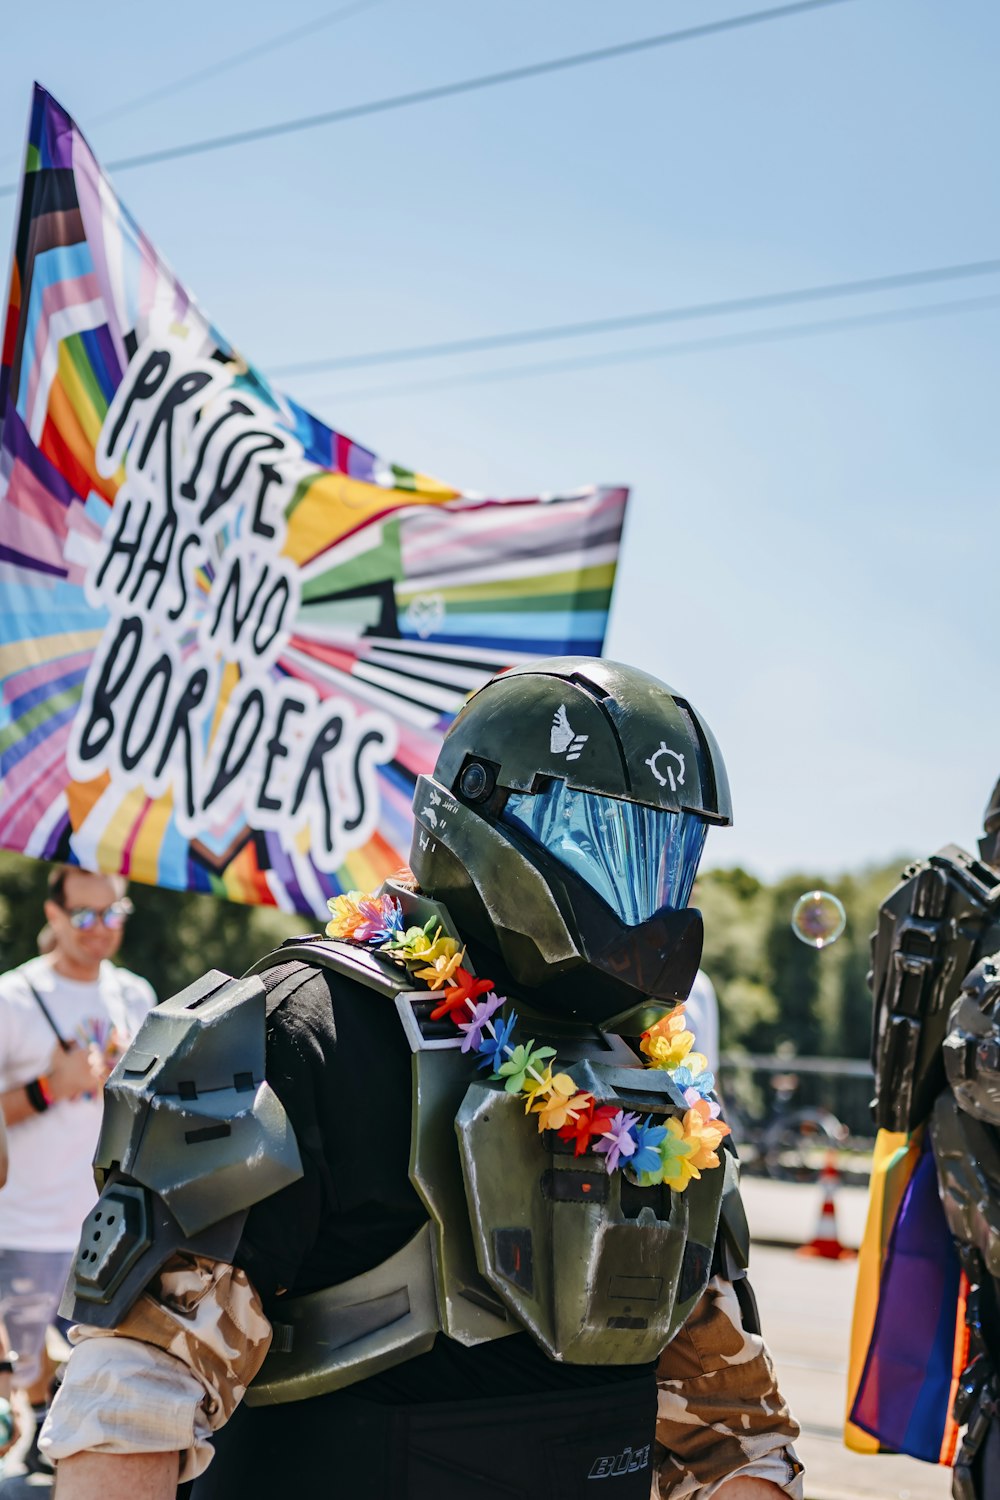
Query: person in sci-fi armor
868 779 1000 1500
42 659 803 1500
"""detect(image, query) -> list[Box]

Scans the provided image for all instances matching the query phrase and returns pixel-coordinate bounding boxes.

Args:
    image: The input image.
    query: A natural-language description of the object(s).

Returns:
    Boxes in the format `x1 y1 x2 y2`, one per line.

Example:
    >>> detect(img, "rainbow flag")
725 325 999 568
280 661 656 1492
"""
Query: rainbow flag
0 86 627 915
845 1127 967 1465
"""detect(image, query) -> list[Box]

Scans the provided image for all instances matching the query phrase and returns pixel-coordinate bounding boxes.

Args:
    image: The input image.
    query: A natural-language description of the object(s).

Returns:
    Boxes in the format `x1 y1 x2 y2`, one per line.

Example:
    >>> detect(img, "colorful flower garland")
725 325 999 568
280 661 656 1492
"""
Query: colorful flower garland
327 889 730 1192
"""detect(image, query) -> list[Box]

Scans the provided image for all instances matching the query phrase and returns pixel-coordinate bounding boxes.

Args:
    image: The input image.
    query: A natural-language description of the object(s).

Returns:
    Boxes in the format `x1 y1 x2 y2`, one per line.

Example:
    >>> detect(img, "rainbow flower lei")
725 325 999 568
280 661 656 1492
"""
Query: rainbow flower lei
327 889 730 1192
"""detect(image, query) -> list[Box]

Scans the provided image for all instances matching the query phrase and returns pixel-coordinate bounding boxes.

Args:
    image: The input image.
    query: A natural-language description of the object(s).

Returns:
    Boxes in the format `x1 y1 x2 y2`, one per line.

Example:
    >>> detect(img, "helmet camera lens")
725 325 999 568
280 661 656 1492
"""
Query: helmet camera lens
459 761 490 802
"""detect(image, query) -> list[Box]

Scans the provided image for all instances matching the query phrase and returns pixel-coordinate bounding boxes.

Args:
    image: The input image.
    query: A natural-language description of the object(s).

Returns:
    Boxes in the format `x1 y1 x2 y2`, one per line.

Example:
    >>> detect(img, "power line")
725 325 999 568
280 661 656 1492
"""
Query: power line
0 0 385 176
269 258 1000 377
86 0 385 129
307 291 1000 404
0 0 855 197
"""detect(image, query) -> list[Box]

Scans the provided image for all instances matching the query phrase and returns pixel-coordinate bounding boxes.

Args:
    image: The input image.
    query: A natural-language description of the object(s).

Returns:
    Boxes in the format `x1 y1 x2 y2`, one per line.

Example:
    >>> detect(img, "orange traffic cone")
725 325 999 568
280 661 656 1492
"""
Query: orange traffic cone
798 1151 856 1260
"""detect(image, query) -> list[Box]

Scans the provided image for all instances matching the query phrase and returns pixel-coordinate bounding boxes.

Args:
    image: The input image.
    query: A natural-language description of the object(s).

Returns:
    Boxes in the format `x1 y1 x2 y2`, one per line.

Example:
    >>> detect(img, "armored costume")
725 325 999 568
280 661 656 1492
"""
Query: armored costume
851 780 1000 1499
44 659 803 1499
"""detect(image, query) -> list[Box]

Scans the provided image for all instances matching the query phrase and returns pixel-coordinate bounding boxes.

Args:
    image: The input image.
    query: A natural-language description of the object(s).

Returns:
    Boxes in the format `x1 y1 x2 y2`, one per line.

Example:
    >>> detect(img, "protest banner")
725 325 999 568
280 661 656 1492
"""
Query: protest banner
0 86 626 913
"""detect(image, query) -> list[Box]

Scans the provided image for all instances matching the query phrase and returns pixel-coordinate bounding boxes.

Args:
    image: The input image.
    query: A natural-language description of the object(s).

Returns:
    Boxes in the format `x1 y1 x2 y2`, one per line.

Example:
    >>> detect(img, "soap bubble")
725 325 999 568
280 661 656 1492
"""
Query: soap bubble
791 890 846 949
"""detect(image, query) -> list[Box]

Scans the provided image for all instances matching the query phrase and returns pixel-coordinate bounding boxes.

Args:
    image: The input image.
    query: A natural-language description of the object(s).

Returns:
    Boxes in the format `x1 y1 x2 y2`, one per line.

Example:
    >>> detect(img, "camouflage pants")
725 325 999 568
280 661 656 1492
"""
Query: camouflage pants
653 1275 804 1499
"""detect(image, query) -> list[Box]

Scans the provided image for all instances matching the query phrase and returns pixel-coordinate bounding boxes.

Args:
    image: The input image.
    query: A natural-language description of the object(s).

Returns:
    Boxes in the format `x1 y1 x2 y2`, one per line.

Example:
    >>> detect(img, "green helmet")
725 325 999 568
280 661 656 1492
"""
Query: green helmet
408 657 732 1024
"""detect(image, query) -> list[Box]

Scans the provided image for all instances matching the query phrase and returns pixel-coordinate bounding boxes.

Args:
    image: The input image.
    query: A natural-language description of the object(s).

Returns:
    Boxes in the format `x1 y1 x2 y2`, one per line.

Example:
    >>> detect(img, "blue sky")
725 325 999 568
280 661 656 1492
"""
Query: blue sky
2 0 998 878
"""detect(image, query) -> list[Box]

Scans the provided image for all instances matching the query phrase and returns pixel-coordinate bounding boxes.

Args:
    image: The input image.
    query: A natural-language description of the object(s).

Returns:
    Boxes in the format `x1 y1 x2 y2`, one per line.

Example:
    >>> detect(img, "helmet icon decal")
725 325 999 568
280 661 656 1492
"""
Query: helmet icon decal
646 743 685 792
550 704 589 762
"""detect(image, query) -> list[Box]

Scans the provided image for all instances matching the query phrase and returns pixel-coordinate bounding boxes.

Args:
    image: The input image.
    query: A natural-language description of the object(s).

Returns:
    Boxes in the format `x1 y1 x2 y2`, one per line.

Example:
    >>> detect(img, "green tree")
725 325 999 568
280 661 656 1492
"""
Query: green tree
762 875 829 1055
697 870 778 1050
698 861 910 1059
120 882 311 1001
830 860 909 1058
0 850 313 1001
0 852 50 973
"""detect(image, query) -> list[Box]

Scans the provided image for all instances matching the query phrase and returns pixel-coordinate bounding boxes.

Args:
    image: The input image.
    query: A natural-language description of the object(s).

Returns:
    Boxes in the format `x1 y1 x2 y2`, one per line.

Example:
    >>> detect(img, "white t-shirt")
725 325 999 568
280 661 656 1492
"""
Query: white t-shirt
0 956 156 1251
685 969 720 1076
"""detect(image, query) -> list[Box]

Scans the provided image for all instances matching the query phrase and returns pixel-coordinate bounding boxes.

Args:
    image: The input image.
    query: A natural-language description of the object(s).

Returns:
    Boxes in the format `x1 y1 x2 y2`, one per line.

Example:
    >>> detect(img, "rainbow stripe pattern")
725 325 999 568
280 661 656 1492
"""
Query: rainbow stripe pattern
0 87 626 915
845 1127 967 1466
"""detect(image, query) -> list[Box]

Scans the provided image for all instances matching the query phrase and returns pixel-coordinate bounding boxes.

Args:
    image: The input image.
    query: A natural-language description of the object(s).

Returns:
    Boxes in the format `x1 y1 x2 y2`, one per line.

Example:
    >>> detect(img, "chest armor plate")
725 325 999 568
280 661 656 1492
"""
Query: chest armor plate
250 905 730 1403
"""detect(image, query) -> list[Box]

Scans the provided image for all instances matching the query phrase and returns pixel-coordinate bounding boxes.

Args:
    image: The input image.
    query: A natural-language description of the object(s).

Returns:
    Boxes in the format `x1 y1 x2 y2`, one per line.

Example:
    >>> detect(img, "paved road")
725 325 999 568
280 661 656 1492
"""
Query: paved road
744 1175 952 1500
741 1172 869 1251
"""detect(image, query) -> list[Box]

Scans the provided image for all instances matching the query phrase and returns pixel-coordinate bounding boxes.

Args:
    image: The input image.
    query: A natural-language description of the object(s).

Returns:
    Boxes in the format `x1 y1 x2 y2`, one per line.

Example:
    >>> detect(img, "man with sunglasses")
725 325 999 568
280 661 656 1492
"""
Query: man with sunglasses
0 864 155 1473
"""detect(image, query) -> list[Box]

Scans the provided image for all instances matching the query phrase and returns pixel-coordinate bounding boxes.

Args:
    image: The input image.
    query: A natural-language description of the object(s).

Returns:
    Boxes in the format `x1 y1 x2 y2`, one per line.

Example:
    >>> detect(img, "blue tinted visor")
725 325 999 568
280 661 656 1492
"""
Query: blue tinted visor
502 782 708 927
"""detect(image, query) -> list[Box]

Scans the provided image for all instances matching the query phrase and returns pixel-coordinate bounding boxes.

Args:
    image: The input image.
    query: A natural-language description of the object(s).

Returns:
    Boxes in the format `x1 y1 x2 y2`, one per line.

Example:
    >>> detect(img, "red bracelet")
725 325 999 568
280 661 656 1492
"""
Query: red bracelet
37 1075 53 1106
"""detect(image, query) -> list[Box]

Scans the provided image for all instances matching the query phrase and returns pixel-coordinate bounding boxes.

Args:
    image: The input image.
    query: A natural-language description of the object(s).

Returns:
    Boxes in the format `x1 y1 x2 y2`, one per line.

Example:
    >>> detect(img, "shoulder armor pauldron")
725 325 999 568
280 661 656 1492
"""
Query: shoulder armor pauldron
943 953 1000 1124
870 845 1000 1131
247 933 405 998
62 969 303 1327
